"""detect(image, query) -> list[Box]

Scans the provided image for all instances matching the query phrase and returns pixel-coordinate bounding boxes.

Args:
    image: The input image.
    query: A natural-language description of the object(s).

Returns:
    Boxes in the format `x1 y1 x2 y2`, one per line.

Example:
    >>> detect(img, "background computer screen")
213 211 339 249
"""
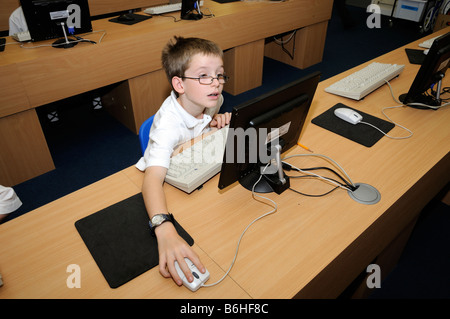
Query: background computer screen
218 71 321 194
20 0 92 42
400 32 450 108
181 0 202 20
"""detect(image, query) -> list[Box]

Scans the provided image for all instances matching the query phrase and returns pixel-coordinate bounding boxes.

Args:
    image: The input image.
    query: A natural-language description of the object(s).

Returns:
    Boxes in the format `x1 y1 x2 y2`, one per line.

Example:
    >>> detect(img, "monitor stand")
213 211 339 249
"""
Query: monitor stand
52 38 78 49
181 13 202 20
239 144 290 194
52 22 78 49
240 169 290 194
399 74 444 109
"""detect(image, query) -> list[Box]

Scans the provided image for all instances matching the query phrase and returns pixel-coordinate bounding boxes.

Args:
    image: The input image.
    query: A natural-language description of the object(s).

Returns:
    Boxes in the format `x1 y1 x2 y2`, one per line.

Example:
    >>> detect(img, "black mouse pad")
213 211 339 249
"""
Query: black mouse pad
109 13 152 25
311 103 395 147
0 38 6 52
75 193 194 288
405 48 426 65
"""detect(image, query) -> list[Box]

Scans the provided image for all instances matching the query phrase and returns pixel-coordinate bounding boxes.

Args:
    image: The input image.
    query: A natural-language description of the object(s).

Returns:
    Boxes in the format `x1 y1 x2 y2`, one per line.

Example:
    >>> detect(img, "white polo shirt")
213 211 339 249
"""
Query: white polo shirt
9 7 28 36
135 91 223 171
0 185 22 215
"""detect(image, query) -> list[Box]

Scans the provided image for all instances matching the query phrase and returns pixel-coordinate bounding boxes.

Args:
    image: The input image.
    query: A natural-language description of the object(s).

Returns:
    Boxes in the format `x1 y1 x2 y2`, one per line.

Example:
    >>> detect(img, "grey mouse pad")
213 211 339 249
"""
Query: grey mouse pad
75 193 194 288
311 103 395 147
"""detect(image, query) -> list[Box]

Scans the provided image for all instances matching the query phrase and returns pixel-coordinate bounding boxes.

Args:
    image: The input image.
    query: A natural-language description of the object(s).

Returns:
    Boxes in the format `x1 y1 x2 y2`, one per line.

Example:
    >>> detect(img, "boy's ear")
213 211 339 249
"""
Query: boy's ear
172 76 185 95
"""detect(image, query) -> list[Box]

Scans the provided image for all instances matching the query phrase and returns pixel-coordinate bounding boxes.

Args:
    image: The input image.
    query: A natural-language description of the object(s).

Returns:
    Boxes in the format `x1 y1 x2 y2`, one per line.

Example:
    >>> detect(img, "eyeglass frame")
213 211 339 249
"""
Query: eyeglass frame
180 74 229 85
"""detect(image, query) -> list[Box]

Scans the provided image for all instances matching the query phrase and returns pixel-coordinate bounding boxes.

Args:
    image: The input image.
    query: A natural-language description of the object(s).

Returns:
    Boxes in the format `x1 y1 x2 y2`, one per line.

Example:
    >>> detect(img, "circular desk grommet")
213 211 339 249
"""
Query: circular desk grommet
347 183 381 205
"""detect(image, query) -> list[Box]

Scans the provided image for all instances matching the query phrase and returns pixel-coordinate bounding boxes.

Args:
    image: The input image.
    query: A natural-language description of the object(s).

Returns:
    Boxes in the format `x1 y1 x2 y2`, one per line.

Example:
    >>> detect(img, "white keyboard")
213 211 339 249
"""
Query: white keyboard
165 126 228 193
324 62 405 100
419 36 439 49
144 1 203 15
12 30 31 42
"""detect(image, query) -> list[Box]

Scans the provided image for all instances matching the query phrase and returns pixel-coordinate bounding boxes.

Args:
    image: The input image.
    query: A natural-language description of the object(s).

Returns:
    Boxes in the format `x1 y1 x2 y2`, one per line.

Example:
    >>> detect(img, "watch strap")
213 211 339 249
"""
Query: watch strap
149 213 173 236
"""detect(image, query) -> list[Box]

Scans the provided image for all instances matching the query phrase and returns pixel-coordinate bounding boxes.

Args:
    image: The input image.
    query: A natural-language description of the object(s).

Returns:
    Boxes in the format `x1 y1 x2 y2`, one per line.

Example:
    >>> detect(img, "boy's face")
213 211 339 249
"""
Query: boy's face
174 53 225 117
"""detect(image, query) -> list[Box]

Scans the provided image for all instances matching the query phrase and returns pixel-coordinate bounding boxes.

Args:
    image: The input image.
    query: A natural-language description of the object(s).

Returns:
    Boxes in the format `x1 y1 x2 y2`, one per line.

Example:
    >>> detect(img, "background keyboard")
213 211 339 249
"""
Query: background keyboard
324 62 404 100
165 126 228 193
419 36 439 49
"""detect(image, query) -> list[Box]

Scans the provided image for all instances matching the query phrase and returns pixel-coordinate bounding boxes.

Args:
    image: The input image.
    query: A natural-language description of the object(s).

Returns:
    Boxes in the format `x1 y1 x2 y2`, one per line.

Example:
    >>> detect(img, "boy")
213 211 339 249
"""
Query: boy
136 36 231 286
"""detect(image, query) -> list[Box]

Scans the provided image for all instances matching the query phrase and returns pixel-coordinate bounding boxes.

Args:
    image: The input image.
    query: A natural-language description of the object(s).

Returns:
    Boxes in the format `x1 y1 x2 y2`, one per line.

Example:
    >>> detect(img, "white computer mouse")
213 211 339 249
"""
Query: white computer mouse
174 257 210 292
334 107 363 125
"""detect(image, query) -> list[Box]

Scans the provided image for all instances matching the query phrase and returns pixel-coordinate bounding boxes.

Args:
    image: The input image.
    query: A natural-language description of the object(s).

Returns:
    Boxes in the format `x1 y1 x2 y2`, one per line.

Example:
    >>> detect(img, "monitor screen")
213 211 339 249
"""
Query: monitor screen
218 71 321 194
400 32 450 108
20 0 92 43
181 0 202 20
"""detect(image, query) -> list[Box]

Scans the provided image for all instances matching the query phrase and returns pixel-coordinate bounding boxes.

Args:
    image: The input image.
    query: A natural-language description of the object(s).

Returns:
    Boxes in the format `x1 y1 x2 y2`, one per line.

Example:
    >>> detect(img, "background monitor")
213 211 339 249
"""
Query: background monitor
20 0 92 44
181 0 202 20
400 32 450 108
218 71 321 194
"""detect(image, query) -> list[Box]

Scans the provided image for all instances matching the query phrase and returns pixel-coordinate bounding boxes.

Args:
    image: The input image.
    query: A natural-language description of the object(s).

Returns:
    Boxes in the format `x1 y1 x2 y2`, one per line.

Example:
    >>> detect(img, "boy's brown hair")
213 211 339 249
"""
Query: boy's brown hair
161 36 223 82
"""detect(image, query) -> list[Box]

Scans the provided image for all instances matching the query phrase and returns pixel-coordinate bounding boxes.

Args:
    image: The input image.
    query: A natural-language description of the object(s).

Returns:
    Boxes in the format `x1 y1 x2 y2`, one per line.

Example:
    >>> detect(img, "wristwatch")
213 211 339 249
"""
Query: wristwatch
149 213 173 236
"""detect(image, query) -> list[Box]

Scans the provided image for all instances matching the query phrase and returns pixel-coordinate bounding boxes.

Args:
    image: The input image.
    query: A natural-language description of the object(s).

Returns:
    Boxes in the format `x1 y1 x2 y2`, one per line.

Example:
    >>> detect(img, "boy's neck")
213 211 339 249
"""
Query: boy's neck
177 97 205 119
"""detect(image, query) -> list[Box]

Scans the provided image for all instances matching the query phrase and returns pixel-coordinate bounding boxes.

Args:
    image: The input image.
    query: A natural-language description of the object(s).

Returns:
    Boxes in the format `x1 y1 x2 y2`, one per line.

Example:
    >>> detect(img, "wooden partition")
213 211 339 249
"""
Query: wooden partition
0 0 333 185
0 0 20 32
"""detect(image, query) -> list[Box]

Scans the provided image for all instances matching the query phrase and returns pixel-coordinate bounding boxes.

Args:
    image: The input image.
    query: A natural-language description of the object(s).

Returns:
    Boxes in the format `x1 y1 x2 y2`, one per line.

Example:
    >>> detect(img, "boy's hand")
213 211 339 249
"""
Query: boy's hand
142 167 206 286
155 222 206 286
210 112 231 129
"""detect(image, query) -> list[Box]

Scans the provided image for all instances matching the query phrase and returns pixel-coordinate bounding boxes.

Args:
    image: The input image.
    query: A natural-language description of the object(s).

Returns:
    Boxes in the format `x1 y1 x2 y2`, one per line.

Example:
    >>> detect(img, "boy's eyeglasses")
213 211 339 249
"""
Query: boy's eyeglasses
181 74 229 85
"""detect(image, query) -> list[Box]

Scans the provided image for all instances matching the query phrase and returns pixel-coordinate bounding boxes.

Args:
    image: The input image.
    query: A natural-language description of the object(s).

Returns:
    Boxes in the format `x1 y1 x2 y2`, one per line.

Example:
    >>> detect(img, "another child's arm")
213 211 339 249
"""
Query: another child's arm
142 166 206 285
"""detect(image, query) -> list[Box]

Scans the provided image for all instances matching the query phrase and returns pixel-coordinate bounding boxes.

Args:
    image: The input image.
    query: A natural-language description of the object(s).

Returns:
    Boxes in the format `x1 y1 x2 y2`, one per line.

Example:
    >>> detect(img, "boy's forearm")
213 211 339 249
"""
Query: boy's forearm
142 168 182 259
142 167 169 218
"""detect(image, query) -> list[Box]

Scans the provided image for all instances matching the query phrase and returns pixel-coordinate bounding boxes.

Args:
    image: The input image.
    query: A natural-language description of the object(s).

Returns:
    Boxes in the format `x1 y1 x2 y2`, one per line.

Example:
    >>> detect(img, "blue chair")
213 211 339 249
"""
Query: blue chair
138 115 155 155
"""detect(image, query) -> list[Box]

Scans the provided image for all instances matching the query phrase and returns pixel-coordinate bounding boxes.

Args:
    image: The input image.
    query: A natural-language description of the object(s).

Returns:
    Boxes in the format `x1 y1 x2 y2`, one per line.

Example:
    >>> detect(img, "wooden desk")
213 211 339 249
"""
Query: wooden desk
0 0 332 186
0 169 250 298
1 28 448 300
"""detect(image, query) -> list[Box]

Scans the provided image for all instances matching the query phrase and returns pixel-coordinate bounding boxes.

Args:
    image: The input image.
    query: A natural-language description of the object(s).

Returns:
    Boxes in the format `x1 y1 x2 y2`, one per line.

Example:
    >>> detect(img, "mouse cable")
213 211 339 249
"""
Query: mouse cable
360 116 413 140
154 13 181 22
385 79 450 110
283 162 356 197
289 185 341 197
0 40 21 48
202 163 277 288
282 161 354 193
287 174 349 197
19 30 107 49
282 153 357 190
282 163 355 190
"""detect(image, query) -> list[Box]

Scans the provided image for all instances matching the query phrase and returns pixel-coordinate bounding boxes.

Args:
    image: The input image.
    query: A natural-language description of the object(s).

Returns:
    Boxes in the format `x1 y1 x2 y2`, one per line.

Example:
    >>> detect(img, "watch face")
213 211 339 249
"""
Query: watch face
151 214 166 226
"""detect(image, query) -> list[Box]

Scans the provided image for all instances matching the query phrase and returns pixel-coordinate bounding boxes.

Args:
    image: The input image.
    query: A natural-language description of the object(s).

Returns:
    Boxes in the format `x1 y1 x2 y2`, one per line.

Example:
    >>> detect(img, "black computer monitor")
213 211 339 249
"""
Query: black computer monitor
218 71 321 194
181 0 202 20
20 0 92 48
400 32 450 109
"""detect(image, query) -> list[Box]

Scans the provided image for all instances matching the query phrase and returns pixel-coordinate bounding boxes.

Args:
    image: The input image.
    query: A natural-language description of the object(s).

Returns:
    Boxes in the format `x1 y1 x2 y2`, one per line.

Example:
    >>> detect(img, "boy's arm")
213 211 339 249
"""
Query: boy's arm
142 166 206 286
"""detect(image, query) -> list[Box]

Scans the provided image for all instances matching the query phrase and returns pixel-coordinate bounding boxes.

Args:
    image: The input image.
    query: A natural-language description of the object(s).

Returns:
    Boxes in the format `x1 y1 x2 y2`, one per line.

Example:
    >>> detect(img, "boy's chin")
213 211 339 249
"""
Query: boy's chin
204 99 219 107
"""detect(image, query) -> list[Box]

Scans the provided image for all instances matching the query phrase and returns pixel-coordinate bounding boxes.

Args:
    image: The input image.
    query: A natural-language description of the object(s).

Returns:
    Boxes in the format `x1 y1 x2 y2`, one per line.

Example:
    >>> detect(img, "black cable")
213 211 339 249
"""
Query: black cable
274 31 296 60
288 185 341 197
73 35 97 44
162 14 182 22
288 174 350 189
282 162 356 191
